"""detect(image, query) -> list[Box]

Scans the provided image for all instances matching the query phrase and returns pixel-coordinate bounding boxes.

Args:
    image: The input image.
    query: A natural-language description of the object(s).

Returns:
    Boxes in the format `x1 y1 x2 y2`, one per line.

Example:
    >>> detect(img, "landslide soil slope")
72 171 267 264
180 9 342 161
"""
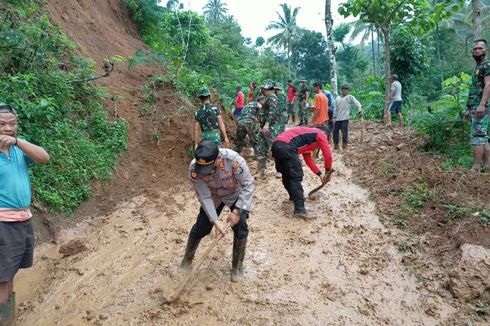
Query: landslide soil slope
44 0 194 223
16 153 463 325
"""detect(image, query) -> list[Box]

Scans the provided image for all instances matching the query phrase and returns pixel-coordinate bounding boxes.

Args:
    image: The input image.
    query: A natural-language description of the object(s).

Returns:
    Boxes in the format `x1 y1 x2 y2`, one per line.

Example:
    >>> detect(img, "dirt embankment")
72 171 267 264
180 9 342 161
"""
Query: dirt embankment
344 121 490 320
35 0 196 241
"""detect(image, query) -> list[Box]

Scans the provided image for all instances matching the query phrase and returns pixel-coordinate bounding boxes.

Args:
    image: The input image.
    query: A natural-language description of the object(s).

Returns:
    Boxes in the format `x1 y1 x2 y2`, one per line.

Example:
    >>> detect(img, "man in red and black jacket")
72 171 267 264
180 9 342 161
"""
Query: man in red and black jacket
272 127 333 219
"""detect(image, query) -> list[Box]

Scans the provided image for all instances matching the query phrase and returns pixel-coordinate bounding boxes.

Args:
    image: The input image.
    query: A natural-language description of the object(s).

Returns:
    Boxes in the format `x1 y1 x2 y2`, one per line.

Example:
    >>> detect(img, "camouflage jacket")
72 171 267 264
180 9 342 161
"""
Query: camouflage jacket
276 93 288 125
467 58 490 109
259 94 278 128
195 103 220 131
298 84 309 101
238 101 260 123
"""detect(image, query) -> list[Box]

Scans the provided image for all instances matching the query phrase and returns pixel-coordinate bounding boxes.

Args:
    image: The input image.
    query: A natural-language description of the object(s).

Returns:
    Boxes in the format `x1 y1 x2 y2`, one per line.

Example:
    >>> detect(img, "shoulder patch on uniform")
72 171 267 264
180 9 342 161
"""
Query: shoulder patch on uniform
233 161 244 174
191 169 198 179
218 160 225 169
232 161 244 173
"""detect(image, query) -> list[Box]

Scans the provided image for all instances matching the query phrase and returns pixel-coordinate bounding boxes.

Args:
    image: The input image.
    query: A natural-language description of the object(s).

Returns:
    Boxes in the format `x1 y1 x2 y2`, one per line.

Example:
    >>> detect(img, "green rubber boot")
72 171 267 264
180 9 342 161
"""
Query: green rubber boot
0 293 14 326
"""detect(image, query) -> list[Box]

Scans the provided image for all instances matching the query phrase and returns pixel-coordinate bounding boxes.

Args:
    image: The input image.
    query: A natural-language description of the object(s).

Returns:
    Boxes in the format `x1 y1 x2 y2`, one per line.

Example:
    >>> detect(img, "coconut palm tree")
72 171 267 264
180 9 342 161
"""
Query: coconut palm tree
203 0 228 25
441 0 490 43
349 20 382 76
266 3 300 77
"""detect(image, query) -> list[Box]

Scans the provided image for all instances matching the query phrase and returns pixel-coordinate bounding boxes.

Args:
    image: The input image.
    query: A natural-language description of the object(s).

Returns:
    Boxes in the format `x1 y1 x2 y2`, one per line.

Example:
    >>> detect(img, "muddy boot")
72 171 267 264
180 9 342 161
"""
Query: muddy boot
334 144 339 150
257 158 266 178
231 237 247 283
0 293 14 326
180 236 201 268
342 143 348 150
293 209 316 220
293 200 316 220
292 114 296 124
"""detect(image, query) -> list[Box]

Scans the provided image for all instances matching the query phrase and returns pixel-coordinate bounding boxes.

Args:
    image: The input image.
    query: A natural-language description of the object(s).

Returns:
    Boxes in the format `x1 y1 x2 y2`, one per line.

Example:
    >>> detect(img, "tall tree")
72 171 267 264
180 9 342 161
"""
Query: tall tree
339 0 463 122
203 0 228 25
325 0 338 95
472 0 482 39
291 29 330 82
266 3 300 78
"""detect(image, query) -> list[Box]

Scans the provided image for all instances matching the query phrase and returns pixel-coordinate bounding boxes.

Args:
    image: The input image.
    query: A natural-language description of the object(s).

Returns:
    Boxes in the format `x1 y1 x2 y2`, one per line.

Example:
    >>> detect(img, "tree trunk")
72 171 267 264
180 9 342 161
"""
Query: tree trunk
288 36 291 78
472 0 482 40
371 26 375 75
382 28 391 123
325 0 338 96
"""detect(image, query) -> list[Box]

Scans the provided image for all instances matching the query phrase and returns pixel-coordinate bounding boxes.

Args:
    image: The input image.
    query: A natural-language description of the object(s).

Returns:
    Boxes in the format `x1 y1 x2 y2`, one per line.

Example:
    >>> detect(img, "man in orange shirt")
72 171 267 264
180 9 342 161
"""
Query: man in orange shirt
309 82 329 133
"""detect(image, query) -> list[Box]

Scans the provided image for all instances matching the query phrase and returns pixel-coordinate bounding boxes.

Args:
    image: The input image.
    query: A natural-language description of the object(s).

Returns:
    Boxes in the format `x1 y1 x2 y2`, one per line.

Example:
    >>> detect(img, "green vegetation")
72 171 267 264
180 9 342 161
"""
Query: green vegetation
124 0 289 109
0 0 127 211
392 181 432 229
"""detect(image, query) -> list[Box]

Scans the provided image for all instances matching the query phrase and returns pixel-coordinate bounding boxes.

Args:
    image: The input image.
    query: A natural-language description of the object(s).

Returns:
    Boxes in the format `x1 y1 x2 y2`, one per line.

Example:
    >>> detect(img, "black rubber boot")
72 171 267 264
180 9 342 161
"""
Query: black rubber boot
180 236 201 268
231 237 247 283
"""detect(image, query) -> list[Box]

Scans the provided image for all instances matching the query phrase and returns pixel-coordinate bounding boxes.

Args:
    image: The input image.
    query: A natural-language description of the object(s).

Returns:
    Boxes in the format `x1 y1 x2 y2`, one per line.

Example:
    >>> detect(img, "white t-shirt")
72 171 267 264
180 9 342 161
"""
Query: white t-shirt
390 81 402 101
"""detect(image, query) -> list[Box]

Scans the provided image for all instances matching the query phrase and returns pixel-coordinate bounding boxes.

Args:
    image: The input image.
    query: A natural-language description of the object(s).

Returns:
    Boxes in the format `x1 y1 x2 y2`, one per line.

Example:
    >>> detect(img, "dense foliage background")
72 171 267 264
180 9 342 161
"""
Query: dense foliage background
2 0 489 211
0 0 127 211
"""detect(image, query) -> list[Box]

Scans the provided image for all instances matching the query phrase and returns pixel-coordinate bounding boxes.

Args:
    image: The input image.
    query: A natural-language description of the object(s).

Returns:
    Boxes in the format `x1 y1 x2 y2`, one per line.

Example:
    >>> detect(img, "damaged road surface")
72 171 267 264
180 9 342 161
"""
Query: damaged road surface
14 153 468 325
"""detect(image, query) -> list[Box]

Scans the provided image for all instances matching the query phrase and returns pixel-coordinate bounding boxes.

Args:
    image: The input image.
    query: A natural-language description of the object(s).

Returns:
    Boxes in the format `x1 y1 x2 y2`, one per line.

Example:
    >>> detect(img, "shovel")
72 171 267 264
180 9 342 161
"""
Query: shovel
308 169 334 197
164 223 231 304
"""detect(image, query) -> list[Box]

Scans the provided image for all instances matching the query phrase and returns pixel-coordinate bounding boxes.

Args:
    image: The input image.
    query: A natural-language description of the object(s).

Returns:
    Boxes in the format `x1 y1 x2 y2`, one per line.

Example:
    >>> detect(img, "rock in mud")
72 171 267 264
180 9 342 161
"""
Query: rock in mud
59 239 88 257
448 244 490 301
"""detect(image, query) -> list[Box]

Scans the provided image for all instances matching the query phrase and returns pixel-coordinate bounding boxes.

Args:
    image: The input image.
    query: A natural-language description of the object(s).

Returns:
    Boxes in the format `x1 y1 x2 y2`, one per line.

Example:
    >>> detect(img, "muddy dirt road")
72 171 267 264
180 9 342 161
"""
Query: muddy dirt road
15 152 461 325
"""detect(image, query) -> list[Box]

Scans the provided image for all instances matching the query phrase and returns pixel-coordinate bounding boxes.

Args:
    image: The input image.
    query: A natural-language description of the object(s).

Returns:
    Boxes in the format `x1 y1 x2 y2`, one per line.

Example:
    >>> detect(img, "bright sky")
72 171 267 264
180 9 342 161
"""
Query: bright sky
177 0 351 42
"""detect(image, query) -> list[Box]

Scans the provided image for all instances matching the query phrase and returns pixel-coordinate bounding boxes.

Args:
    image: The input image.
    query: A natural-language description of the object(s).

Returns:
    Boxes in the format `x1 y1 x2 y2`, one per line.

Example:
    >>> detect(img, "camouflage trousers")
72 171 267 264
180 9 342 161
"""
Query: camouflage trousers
256 130 272 161
234 120 260 154
202 129 221 145
469 108 489 145
298 99 309 125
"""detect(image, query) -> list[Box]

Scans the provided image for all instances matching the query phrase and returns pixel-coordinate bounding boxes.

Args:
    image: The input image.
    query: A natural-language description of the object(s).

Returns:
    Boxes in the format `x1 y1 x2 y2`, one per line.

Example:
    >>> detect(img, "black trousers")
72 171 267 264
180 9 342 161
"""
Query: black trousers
333 120 349 145
271 141 305 212
189 202 249 240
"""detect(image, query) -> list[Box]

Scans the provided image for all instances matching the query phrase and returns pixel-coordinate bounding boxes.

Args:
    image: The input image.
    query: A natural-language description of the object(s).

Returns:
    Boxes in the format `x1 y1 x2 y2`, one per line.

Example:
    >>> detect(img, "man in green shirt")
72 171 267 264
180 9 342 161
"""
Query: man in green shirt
466 39 490 172
194 88 229 148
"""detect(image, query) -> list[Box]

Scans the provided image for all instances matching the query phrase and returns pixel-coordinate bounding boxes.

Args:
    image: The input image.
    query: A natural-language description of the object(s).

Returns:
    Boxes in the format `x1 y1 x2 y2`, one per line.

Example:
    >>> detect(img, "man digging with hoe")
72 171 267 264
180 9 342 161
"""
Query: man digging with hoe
180 141 254 283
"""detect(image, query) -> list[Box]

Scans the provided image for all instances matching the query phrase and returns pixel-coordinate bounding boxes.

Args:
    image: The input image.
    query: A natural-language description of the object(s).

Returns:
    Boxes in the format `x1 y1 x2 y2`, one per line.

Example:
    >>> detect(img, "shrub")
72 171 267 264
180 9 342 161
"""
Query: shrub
0 1 127 211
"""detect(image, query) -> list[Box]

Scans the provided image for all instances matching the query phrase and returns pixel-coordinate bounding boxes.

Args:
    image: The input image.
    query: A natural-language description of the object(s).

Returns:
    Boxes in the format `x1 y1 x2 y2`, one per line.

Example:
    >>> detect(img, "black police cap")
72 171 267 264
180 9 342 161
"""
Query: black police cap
194 141 219 175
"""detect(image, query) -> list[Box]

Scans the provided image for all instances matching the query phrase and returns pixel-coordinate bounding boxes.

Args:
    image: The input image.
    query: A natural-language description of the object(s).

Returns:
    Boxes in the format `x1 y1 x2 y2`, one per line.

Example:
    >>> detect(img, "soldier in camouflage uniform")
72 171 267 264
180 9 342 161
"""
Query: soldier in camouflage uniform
273 84 288 138
194 87 229 148
465 39 490 172
298 80 310 126
234 96 266 155
256 83 279 177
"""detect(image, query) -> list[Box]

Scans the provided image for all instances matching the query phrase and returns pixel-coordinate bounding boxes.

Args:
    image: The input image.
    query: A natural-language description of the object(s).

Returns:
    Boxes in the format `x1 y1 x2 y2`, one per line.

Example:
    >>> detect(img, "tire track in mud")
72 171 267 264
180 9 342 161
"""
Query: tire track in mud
15 152 457 325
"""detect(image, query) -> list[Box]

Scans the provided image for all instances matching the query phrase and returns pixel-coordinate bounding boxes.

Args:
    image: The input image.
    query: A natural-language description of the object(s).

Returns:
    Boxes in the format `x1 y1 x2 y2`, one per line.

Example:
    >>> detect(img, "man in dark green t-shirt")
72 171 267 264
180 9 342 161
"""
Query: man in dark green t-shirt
465 39 490 172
